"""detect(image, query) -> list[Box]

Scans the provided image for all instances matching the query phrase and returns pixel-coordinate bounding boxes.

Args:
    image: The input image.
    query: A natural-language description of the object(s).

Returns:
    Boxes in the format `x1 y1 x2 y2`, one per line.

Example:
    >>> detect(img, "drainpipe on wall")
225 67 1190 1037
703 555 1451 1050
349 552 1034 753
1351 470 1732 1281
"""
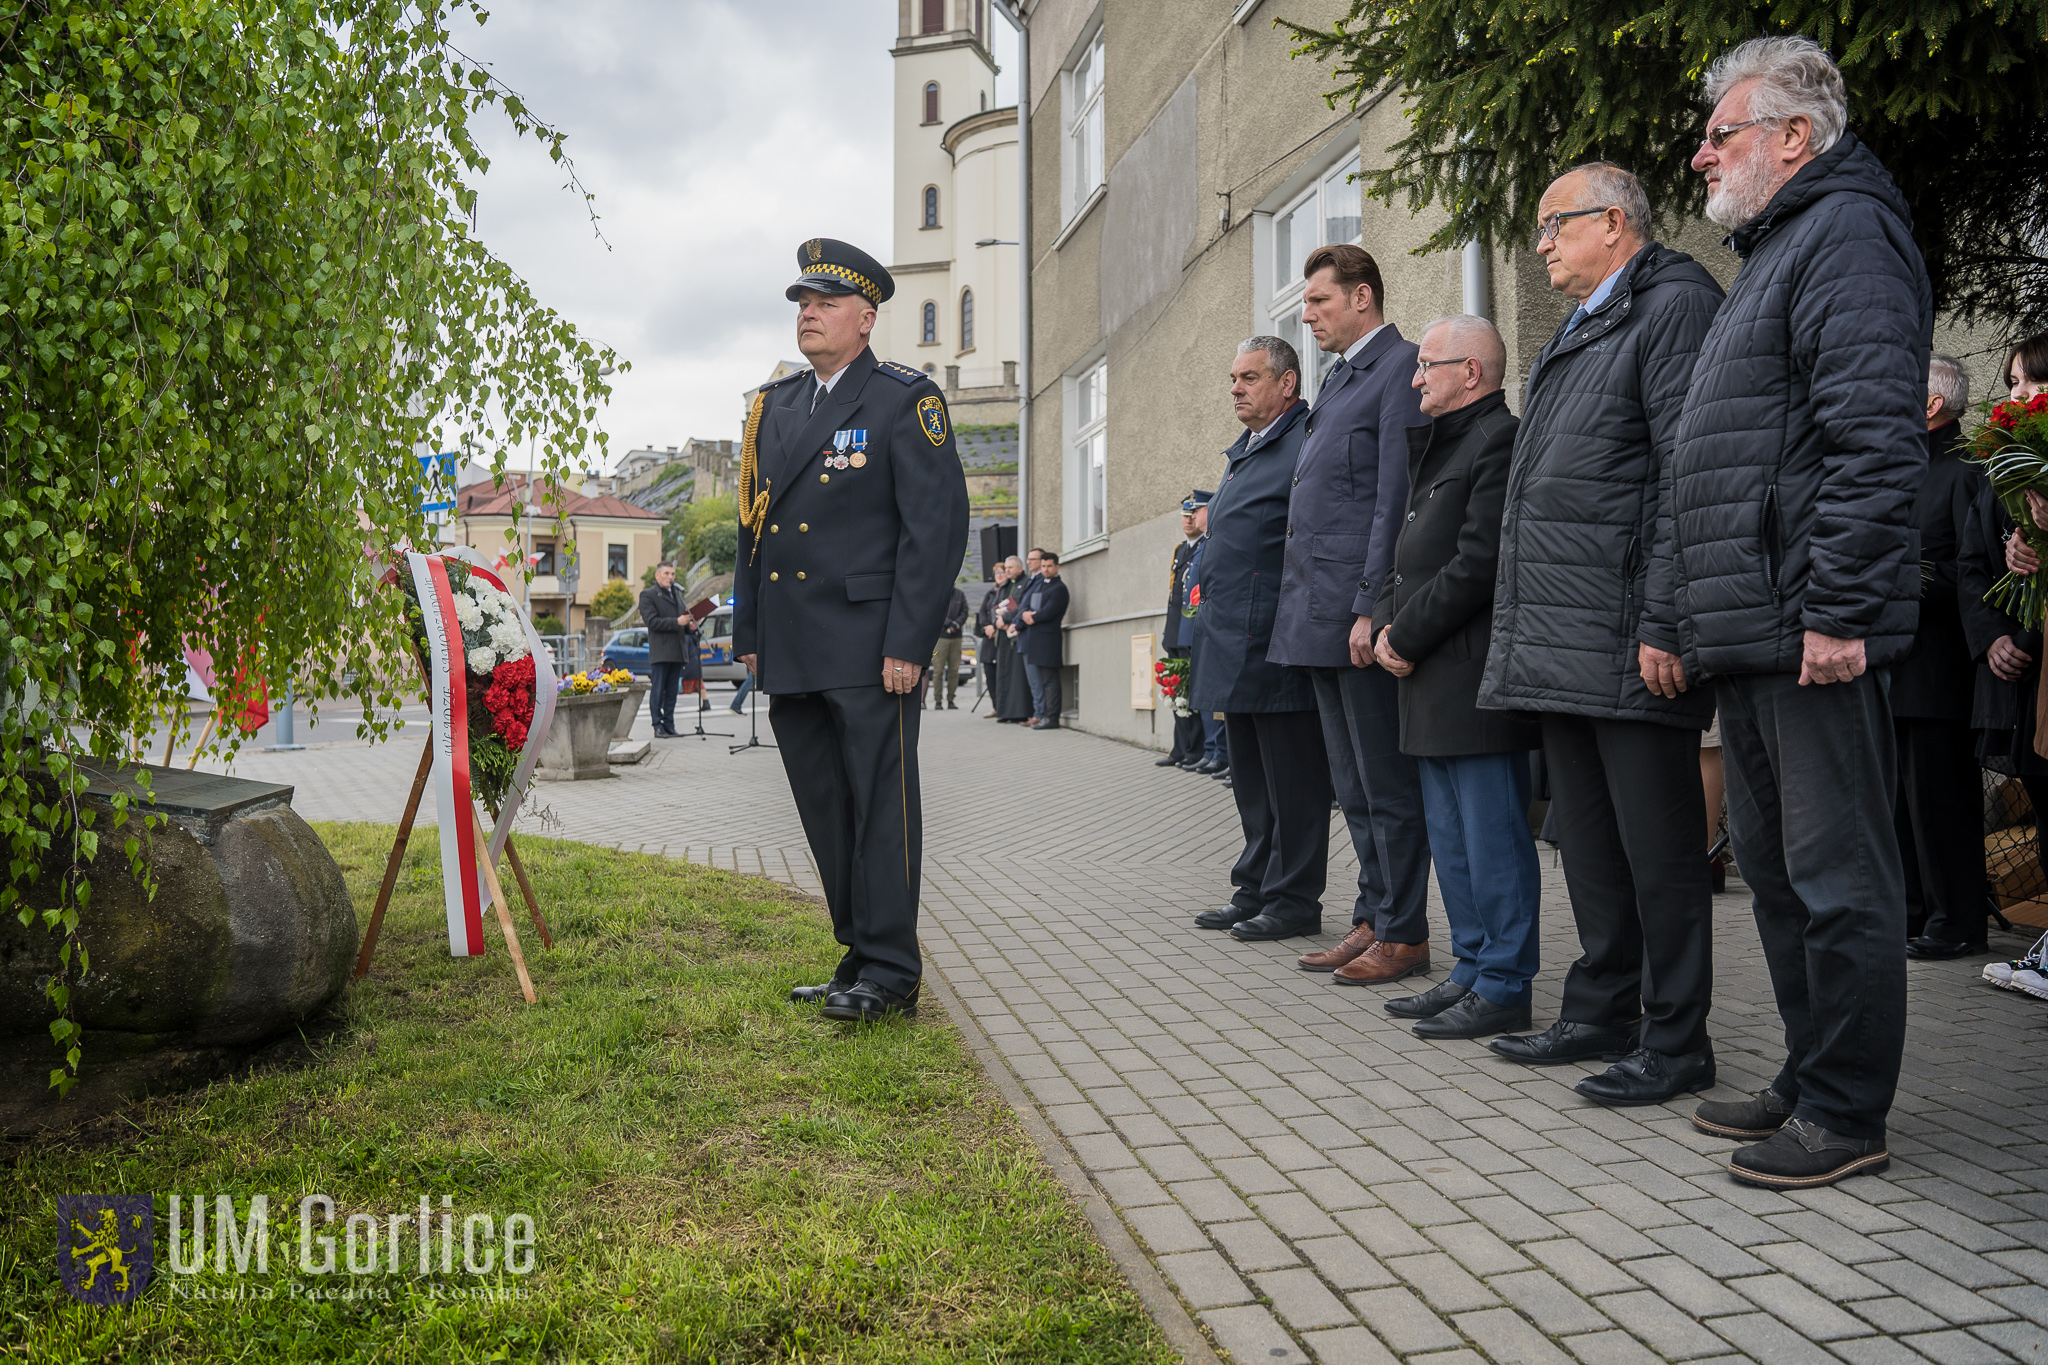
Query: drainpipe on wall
994 0 1029 556
1461 236 1491 320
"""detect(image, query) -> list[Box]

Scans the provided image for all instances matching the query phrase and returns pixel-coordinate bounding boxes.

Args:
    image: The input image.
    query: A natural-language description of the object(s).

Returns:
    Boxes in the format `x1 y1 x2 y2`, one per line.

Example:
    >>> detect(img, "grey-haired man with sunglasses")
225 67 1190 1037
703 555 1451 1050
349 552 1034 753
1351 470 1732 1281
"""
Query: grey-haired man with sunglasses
1479 162 1726 1107
1666 36 1931 1191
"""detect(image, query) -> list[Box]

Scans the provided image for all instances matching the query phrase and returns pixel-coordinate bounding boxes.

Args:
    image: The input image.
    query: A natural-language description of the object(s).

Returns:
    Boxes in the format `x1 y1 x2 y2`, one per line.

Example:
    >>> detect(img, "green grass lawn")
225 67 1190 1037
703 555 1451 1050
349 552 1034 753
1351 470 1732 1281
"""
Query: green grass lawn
1 823 1175 1364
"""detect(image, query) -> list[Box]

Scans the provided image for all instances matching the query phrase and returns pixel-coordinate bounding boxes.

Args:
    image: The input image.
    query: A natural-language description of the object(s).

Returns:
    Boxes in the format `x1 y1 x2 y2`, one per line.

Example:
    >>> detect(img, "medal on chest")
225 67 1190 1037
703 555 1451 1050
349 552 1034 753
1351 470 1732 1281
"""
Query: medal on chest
823 429 869 470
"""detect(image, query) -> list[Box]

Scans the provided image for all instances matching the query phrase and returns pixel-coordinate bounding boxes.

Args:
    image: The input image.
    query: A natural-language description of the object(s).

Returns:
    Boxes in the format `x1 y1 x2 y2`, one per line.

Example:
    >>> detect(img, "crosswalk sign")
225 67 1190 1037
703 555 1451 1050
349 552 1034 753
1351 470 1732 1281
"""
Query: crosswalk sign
418 452 458 513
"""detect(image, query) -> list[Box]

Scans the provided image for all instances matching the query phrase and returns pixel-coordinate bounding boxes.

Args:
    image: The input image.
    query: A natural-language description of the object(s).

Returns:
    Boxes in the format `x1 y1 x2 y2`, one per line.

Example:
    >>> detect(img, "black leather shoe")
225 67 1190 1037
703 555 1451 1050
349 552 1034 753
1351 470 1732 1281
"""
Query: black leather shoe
1384 978 1471 1019
1229 914 1319 942
1209 765 1231 780
1193 759 1224 774
1412 992 1531 1039
820 979 920 1022
1490 1019 1639 1065
1692 1086 1795 1139
1905 935 1989 960
1575 1046 1716 1106
946 701 958 709
1156 755 1185 767
1178 758 1205 770
1193 904 1260 931
790 976 856 1004
1729 1117 1889 1188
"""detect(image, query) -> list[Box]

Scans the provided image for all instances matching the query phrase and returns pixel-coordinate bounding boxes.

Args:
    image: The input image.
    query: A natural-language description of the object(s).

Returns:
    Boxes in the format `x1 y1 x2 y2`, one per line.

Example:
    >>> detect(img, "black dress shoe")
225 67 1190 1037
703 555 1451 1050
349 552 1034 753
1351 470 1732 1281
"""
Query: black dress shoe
1729 1117 1889 1188
1412 992 1532 1039
1490 1019 1639 1066
820 979 920 1022
1193 759 1224 774
1230 913 1319 942
1905 935 1989 960
946 701 958 709
790 976 856 1004
1575 1046 1716 1106
1692 1086 1795 1139
1209 765 1231 780
1193 904 1260 931
1156 755 1185 767
1384 978 1471 1019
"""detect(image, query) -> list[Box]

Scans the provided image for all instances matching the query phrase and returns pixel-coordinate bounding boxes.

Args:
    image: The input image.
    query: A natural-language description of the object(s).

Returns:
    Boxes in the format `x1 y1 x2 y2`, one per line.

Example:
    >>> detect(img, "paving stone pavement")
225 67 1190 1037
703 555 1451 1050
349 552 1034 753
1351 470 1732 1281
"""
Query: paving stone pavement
203 697 2048 1365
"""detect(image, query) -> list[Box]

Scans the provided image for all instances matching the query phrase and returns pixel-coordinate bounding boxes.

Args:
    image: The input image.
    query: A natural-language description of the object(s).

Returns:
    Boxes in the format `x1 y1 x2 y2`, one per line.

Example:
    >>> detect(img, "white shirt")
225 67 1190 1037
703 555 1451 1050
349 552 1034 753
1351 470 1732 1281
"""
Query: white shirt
811 363 850 410
1342 323 1390 365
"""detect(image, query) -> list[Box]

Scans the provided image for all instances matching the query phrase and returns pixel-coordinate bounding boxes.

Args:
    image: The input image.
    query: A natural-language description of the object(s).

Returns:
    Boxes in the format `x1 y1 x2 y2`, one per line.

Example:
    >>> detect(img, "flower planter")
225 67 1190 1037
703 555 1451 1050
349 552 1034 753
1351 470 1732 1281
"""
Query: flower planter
537 692 631 780
612 681 649 741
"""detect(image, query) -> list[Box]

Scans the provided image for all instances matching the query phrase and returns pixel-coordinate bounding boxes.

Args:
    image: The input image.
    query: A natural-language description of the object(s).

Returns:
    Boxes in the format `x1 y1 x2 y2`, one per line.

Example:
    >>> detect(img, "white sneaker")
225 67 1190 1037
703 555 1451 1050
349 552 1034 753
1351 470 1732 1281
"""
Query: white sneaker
1986 960 2019 986
2010 967 2048 1000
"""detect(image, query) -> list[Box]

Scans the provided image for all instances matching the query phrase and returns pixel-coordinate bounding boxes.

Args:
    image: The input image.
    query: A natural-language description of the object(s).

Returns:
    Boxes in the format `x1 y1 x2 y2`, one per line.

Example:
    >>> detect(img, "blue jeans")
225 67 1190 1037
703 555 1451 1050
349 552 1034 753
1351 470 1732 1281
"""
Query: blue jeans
1417 752 1541 1007
1202 709 1227 764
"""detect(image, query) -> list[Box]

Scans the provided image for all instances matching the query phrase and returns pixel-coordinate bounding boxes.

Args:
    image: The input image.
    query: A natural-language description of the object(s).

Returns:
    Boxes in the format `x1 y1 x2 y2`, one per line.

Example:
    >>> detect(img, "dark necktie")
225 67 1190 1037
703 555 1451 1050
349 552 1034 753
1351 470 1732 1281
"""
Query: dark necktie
1564 305 1591 335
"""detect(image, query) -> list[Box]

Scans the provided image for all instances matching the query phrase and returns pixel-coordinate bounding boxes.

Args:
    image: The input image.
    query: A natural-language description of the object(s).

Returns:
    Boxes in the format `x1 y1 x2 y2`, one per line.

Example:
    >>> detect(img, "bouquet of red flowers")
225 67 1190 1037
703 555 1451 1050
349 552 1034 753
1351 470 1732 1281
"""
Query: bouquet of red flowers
1153 656 1192 718
1970 392 2048 629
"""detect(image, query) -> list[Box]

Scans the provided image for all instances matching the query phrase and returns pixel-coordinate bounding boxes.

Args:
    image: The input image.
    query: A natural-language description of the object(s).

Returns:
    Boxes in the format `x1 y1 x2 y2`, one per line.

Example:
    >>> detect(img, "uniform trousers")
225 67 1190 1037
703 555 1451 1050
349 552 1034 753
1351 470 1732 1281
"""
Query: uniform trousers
1418 753 1541 1007
1309 665 1431 943
768 685 924 998
1720 670 1905 1141
1893 716 1987 945
929 636 963 705
1540 714 1713 1054
648 662 683 734
1164 645 1202 761
1223 711 1333 928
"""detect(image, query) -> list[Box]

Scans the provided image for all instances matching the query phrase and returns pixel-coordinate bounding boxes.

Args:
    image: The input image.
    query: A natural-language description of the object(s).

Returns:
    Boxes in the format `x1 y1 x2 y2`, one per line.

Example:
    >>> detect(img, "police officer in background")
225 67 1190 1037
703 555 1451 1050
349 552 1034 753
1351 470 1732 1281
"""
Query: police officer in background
734 239 970 1022
1157 491 1206 767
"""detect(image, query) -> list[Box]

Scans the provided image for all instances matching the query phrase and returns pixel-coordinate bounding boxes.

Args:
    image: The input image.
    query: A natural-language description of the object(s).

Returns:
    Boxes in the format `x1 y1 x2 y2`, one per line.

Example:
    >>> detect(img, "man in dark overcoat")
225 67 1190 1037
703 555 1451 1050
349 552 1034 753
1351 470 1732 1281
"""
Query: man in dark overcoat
639 561 694 737
733 238 970 1022
1190 336 1332 940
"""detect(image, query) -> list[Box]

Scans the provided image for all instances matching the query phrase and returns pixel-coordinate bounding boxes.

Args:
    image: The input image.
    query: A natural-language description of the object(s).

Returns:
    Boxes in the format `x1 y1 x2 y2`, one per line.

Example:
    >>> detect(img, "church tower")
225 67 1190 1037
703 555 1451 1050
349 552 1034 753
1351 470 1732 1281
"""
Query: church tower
878 0 1019 425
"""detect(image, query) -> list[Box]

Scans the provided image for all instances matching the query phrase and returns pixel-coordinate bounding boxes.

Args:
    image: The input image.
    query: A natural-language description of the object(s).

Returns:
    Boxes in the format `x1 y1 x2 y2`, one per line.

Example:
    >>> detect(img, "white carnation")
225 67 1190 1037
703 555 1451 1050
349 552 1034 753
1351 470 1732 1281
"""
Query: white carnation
452 594 484 630
467 645 499 676
489 618 530 661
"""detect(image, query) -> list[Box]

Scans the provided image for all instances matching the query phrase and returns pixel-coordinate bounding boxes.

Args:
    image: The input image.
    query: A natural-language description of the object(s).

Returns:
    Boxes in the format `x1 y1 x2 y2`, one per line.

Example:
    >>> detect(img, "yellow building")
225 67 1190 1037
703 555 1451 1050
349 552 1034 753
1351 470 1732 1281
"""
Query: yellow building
454 474 664 635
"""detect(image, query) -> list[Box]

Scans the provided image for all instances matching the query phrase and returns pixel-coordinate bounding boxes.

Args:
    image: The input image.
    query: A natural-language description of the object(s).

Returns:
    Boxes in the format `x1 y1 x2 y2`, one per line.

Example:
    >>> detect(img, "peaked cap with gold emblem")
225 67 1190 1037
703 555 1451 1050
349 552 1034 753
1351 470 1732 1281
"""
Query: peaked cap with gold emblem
785 238 894 307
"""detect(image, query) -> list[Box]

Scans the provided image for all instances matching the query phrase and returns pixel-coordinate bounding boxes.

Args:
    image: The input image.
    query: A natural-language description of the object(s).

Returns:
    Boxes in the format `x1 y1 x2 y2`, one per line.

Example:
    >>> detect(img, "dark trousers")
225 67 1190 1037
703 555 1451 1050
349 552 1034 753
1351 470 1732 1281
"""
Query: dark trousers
1419 753 1542 1006
768 685 924 997
1308 666 1431 944
1721 670 1906 1140
1542 714 1714 1054
1024 659 1061 720
1165 646 1202 761
1224 710 1333 927
1894 716 1987 945
648 661 683 734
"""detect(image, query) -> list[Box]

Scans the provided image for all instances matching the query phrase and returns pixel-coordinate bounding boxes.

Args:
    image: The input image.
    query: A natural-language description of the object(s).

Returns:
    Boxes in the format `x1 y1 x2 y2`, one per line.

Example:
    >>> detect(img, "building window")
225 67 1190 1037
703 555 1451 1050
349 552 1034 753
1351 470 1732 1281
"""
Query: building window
959 289 975 351
923 81 939 125
1267 152 1363 400
1063 29 1105 224
921 301 938 345
532 540 556 576
607 544 628 579
923 185 939 228
921 0 944 35
1074 360 1108 544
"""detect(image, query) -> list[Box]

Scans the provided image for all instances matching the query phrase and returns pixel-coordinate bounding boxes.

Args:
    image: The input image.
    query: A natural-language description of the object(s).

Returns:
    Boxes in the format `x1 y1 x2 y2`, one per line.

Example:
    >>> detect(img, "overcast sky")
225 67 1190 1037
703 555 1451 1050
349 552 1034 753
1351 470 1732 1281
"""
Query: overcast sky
447 1 1017 472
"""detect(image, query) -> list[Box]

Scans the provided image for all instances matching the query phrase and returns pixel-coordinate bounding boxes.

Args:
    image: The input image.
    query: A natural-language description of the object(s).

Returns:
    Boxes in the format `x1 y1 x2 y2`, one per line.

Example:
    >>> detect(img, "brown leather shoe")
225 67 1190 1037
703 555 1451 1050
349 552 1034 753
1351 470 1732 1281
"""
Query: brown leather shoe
1333 940 1431 985
1298 922 1376 972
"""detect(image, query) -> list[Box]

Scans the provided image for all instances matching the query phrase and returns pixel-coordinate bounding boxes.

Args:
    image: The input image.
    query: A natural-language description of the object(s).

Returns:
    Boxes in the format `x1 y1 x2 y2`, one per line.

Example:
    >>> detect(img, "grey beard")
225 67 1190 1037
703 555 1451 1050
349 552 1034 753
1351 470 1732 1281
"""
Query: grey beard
1705 148 1779 228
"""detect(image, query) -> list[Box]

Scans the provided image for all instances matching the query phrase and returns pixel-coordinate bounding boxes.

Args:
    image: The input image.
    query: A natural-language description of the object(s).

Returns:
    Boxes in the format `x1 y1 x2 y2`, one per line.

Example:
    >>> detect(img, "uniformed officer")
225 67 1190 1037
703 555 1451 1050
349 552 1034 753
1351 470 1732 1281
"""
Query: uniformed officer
1157 491 1206 767
733 238 970 1022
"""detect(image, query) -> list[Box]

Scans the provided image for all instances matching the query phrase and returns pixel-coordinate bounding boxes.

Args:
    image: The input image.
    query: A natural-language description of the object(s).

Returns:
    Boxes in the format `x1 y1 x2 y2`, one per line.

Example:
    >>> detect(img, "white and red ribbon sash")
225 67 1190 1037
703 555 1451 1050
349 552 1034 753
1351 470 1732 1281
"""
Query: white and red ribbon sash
408 551 486 956
445 548 557 866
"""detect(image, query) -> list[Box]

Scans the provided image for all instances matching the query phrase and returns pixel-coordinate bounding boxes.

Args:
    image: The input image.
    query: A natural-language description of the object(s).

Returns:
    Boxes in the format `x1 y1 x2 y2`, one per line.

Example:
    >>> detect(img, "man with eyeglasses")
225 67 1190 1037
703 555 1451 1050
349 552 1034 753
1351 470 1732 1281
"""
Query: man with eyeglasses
1476 162 1726 1106
1666 37 1931 1190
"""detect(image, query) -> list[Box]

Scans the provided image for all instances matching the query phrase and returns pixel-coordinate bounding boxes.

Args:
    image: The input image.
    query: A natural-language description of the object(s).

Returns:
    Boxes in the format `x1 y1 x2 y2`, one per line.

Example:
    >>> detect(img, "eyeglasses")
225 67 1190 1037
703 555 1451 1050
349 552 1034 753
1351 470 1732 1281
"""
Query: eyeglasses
1534 208 1607 246
1415 357 1472 375
1703 117 1770 149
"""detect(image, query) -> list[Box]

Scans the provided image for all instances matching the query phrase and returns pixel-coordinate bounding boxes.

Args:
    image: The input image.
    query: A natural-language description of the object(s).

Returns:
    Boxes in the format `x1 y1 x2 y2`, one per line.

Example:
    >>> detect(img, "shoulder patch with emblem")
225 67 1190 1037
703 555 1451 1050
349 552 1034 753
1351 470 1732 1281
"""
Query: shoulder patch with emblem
916 394 949 447
876 360 928 386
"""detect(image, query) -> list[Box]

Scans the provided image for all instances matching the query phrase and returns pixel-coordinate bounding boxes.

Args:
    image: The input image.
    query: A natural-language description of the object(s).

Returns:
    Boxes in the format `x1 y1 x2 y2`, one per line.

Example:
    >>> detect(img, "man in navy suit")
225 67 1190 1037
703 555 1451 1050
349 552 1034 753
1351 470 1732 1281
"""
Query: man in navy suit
1014 551 1069 729
1270 245 1435 979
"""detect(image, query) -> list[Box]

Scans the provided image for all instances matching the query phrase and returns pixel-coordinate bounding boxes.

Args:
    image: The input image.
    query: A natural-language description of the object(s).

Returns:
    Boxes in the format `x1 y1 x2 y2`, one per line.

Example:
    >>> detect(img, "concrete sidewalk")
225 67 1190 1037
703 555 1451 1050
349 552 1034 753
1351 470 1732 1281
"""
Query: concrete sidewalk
206 698 2048 1365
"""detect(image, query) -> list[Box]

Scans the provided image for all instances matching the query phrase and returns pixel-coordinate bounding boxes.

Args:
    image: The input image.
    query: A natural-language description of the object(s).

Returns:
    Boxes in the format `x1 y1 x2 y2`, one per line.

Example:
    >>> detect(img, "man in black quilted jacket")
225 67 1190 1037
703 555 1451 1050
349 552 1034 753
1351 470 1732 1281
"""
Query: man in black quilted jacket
1478 163 1725 1106
1662 37 1931 1190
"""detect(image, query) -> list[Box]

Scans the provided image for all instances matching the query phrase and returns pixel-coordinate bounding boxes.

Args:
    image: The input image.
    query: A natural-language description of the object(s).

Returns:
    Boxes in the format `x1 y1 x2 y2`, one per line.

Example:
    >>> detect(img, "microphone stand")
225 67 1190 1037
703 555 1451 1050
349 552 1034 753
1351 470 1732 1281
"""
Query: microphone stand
728 675 775 755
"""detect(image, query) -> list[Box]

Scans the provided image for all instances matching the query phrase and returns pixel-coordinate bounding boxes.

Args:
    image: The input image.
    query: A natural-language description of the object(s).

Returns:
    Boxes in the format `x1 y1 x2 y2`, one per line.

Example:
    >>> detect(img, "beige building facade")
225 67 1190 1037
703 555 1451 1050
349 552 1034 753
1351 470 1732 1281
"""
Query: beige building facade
1010 0 1777 748
454 475 664 636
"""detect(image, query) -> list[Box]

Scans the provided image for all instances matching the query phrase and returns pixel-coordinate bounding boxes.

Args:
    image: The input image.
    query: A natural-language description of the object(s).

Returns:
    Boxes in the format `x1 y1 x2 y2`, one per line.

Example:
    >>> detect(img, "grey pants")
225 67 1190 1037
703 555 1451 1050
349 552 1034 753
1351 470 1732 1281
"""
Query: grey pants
1308 666 1431 944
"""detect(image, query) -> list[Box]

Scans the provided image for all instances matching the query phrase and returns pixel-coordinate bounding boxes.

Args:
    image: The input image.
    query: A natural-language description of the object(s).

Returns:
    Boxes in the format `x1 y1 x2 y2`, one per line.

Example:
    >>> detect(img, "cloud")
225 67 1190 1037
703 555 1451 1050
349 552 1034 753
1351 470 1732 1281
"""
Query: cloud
442 0 1015 471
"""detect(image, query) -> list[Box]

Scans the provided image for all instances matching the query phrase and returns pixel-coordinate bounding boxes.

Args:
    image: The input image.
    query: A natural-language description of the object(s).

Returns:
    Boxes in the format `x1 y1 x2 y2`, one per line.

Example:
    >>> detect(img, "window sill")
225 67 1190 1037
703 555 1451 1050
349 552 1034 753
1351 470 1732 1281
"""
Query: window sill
1051 184 1107 252
919 224 942 231
955 346 977 357
1059 536 1108 564
918 341 941 348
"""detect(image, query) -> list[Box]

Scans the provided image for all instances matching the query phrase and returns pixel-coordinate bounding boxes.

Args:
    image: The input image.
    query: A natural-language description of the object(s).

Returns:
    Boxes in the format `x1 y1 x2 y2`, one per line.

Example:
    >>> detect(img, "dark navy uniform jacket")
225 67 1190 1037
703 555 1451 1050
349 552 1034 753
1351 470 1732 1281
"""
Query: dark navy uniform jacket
1191 400 1317 714
733 347 970 694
